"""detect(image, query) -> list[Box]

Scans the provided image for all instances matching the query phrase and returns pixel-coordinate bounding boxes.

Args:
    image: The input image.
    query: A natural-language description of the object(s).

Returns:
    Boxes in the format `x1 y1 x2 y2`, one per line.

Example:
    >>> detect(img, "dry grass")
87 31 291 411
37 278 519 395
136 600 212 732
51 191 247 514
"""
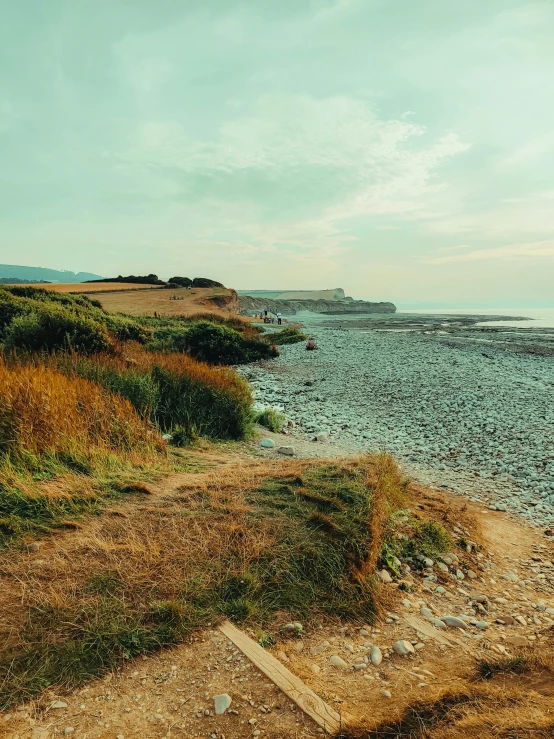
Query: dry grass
11 283 166 294
0 454 407 707
87 286 237 317
0 356 162 458
343 644 554 739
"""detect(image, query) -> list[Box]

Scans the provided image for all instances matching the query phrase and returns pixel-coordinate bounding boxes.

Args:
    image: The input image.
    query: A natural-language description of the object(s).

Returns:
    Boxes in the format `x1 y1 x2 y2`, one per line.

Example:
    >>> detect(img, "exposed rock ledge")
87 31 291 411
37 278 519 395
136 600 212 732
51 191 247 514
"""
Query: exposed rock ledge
239 295 396 316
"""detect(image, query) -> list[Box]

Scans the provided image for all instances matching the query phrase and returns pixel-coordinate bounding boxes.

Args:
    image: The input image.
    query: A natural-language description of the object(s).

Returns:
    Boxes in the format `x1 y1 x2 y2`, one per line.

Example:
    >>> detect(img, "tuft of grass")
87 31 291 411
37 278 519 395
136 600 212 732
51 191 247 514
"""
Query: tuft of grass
255 407 285 432
478 656 528 680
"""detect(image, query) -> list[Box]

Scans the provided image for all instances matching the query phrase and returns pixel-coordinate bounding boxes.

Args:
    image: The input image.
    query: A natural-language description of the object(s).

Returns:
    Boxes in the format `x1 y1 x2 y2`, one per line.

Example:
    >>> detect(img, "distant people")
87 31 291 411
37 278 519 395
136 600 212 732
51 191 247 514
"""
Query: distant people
306 337 317 350
264 309 268 318
277 312 282 325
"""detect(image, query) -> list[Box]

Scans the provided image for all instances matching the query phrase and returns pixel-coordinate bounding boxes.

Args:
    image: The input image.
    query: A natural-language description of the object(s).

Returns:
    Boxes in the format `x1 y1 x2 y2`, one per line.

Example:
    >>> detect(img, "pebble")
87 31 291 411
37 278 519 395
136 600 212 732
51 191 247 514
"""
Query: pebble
392 640 415 656
381 689 392 698
329 655 348 669
277 446 295 456
378 570 393 584
27 542 40 552
213 694 232 714
370 646 383 666
260 438 276 448
440 616 467 628
49 701 68 710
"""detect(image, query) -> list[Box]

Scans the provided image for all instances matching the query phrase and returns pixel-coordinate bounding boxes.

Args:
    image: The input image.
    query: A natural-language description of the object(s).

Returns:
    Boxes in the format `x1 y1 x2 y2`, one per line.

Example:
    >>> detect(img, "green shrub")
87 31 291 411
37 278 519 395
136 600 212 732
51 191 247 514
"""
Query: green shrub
55 351 254 441
269 326 307 345
181 321 278 364
255 408 285 432
0 291 28 333
105 315 153 344
3 304 112 355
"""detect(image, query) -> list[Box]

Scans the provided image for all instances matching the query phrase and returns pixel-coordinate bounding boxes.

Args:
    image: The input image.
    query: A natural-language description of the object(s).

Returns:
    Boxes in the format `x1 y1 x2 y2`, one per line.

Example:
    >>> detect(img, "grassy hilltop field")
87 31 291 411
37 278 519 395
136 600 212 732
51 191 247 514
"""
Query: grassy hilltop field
0 282 553 738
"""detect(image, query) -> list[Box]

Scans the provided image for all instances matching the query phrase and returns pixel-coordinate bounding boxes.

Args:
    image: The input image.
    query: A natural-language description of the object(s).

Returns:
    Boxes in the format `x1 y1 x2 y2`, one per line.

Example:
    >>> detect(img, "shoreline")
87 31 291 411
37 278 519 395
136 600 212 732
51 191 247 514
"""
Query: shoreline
240 312 554 535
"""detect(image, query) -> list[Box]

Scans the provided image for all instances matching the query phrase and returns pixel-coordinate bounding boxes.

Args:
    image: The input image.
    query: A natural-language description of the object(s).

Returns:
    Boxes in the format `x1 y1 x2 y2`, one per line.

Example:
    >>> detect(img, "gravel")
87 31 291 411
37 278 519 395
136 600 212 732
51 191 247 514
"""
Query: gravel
241 324 554 529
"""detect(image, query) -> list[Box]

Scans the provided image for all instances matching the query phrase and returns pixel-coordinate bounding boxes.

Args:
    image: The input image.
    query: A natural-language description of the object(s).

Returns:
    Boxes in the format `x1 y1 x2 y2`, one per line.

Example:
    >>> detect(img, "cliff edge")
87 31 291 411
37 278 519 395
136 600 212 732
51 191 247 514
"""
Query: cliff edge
239 295 396 315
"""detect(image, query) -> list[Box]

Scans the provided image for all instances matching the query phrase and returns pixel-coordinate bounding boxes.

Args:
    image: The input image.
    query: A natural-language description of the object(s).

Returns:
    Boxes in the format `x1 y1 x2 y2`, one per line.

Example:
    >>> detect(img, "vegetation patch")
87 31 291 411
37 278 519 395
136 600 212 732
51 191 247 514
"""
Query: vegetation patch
255 407 285 432
51 347 254 441
0 454 406 707
269 326 307 345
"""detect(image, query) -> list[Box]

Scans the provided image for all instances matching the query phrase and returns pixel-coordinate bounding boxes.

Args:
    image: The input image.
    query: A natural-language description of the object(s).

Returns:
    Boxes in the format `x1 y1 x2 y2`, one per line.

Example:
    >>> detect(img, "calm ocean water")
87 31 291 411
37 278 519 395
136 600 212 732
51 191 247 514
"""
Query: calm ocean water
404 307 554 329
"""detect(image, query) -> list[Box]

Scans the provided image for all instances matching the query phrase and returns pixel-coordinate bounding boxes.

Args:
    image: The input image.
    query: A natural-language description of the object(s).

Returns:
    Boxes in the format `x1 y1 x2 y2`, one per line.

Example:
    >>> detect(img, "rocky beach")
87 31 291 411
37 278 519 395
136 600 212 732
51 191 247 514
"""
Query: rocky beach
241 312 554 532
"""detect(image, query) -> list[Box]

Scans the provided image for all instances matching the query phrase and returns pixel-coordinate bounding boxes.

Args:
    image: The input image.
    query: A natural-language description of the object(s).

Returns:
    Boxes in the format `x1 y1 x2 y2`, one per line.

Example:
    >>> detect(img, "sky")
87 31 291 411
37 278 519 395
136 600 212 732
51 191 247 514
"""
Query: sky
1 0 554 303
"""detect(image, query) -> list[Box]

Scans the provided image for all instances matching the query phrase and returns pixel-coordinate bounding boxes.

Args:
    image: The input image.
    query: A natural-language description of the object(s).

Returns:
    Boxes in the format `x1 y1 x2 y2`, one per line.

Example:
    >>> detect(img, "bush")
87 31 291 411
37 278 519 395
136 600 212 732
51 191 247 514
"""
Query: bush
0 291 28 333
255 408 285 432
105 315 152 344
53 349 254 441
181 321 278 364
269 326 307 345
3 303 112 355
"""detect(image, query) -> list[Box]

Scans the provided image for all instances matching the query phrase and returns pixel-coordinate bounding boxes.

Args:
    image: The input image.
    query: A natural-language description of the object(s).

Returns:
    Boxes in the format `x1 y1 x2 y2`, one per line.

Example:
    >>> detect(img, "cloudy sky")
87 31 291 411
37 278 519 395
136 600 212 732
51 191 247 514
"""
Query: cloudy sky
1 0 553 302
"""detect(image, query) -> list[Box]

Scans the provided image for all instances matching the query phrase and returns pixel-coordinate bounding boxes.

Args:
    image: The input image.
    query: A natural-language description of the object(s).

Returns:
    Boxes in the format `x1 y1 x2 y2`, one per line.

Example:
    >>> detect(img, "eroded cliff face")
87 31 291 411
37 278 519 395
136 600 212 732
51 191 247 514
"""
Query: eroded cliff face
239 295 396 315
205 289 240 313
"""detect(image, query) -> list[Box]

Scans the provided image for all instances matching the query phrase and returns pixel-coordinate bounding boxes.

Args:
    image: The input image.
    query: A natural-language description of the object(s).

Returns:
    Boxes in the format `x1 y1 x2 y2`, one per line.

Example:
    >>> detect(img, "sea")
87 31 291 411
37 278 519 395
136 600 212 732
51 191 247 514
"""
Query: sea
403 307 554 329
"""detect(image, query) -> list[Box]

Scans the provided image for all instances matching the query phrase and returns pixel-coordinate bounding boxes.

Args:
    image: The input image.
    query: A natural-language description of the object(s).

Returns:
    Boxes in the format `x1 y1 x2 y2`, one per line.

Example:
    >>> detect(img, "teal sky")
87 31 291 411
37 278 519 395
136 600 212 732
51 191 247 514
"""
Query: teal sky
1 1 553 301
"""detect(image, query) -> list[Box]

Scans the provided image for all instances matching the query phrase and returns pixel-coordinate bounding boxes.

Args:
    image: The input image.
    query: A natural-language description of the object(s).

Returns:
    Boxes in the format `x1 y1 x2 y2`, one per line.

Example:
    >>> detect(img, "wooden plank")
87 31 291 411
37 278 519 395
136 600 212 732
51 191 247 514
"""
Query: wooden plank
219 620 347 734
403 614 460 646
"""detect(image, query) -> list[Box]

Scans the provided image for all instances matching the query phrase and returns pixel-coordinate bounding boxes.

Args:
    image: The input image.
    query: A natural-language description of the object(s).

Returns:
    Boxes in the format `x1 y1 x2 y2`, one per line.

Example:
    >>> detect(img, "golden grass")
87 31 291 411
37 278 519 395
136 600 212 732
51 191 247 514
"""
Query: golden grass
11 283 166 293
0 356 163 457
88 286 237 317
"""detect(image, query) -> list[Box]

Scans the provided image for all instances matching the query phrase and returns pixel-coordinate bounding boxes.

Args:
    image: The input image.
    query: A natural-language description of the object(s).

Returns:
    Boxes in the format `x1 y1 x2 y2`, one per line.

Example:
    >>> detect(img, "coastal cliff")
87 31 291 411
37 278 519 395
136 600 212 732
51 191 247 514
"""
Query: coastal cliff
239 295 396 315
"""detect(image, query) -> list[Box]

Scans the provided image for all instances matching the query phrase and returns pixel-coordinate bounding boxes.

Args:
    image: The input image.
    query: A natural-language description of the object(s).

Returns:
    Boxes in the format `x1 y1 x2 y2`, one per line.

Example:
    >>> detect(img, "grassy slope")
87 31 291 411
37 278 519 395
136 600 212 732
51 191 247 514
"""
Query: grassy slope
0 454 408 708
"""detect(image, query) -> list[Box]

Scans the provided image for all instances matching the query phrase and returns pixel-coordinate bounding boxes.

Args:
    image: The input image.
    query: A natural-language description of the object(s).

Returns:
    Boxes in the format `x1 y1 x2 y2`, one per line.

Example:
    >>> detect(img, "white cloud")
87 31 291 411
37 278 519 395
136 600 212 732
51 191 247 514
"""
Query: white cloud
426 240 554 264
115 95 469 255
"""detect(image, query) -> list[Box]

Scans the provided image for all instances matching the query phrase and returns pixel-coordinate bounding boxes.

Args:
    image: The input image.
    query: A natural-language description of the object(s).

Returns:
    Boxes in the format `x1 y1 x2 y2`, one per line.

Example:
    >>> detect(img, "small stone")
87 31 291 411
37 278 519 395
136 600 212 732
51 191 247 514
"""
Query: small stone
329 655 348 669
64 729 74 736
420 607 434 621
381 689 392 698
248 718 257 725
441 616 467 628
475 621 489 630
293 641 304 652
27 542 40 552
277 446 295 456
50 701 68 710
214 694 232 715
435 587 446 594
260 438 275 448
277 651 289 662
378 570 393 584
370 646 383 666
311 664 321 674
392 640 415 656
432 619 446 629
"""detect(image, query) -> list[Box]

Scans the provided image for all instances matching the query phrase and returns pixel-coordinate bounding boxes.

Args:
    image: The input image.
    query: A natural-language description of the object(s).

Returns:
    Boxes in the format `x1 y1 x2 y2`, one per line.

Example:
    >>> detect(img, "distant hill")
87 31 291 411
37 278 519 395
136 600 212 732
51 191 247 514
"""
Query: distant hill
0 265 103 283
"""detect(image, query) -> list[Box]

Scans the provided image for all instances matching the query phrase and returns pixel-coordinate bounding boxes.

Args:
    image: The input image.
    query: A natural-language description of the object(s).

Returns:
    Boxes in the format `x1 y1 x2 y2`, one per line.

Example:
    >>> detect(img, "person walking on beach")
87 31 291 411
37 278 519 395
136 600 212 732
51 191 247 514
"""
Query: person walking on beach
277 312 282 325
